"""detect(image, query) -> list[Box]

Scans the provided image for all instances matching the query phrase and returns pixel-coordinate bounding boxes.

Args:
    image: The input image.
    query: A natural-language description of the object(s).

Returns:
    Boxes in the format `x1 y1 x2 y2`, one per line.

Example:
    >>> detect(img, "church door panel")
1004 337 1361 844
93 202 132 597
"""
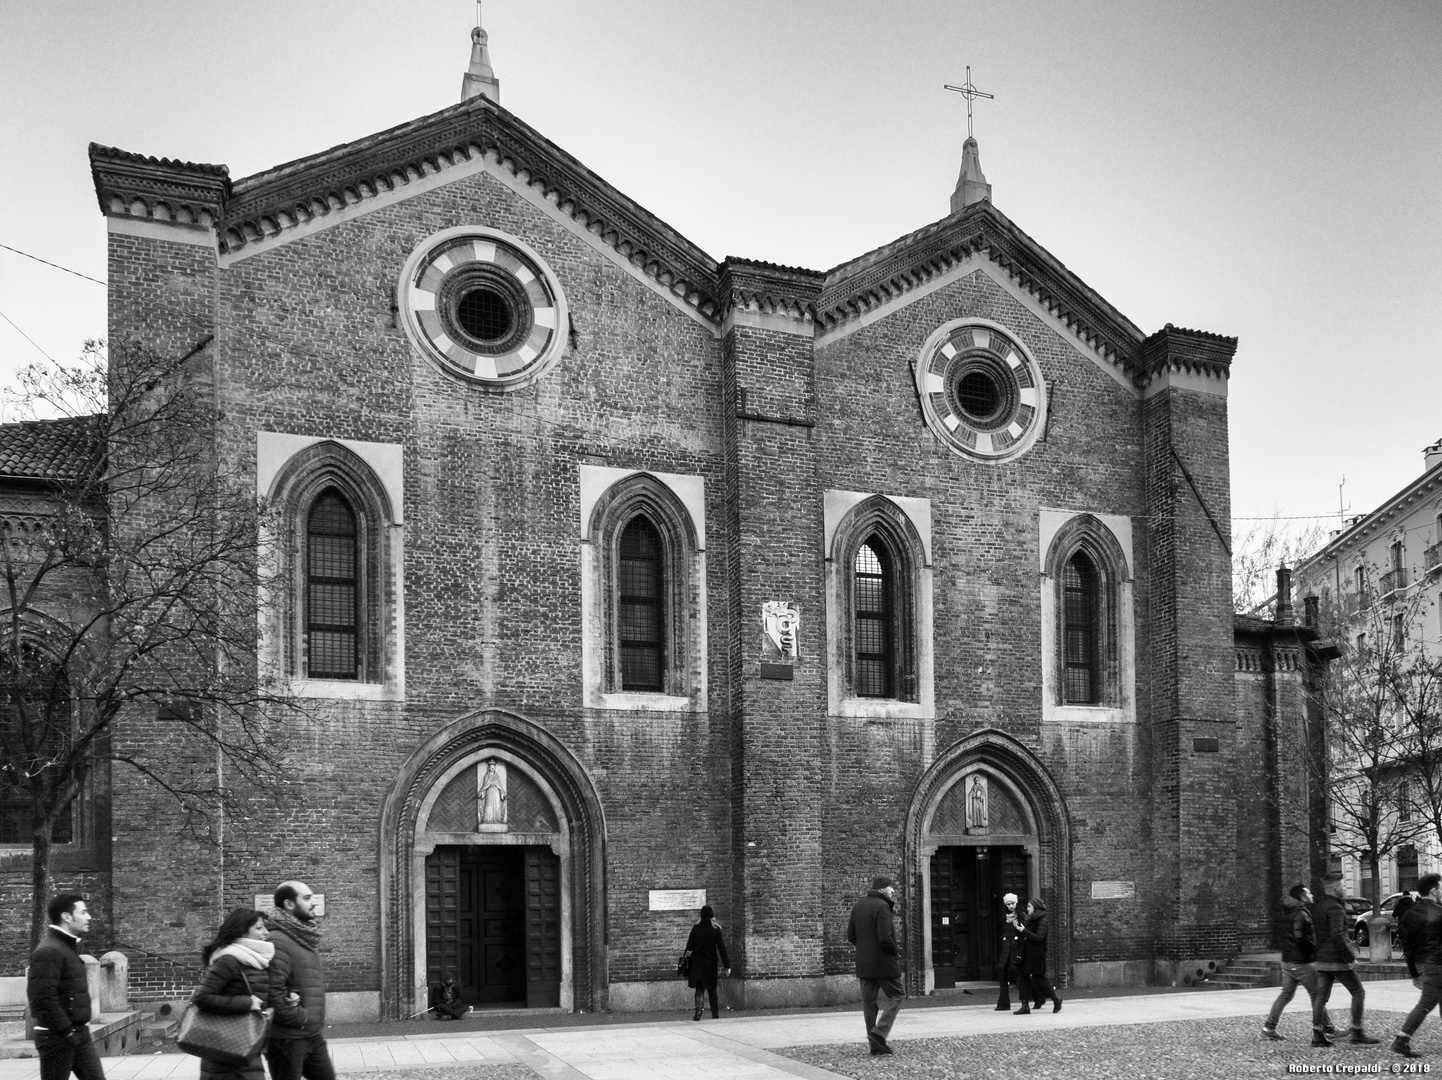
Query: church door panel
524 847 562 1007
475 848 526 1003
424 847 461 991
929 849 957 988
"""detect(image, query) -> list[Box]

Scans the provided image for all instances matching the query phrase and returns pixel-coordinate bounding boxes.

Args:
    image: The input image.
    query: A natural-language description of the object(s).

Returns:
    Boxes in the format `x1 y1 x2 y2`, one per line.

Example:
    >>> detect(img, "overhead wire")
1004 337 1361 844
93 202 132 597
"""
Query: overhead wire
0 243 106 286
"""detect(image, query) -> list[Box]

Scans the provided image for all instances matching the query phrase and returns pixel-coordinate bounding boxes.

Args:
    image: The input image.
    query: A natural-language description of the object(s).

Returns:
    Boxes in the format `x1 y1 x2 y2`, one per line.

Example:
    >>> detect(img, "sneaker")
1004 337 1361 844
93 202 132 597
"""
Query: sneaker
1261 1026 1284 1041
1311 1032 1333 1048
1349 1030 1380 1046
1393 1036 1423 1059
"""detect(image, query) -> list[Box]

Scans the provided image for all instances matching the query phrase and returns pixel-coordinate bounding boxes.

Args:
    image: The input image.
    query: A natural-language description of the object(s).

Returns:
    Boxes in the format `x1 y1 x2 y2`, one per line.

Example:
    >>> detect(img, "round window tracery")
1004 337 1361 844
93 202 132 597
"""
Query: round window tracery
914 319 1046 462
399 227 568 390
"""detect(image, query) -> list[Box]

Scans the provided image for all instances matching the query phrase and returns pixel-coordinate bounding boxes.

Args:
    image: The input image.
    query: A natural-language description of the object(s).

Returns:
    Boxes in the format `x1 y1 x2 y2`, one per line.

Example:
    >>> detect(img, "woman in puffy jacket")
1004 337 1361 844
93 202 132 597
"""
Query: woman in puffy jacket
192 908 274 1080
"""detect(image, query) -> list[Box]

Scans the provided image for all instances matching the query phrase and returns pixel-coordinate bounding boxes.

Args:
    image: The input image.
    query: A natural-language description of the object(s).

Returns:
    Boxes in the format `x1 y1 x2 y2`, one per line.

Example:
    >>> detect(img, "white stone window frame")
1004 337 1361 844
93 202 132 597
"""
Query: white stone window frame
258 432 405 700
1039 510 1135 724
824 490 934 719
578 466 706 712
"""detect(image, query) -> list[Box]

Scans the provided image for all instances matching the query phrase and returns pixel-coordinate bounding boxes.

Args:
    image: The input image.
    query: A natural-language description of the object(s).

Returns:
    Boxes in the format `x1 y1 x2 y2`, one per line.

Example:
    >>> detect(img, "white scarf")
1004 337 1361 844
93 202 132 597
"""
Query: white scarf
213 937 275 969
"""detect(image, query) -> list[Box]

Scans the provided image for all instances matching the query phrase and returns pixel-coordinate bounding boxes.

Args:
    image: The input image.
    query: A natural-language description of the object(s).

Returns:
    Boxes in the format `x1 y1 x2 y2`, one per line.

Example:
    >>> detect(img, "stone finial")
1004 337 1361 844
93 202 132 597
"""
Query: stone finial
461 22 500 104
950 137 991 214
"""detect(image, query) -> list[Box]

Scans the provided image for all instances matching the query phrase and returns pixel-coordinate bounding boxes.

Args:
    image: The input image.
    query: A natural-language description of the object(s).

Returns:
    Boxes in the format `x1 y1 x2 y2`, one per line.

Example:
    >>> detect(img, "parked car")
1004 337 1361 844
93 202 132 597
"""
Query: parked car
1353 892 1408 945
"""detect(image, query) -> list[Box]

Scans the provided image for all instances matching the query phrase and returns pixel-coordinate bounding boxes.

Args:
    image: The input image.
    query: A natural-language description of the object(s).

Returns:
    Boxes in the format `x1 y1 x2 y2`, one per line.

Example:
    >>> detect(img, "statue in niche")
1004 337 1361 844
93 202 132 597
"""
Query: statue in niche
761 601 800 659
967 773 988 831
479 759 508 826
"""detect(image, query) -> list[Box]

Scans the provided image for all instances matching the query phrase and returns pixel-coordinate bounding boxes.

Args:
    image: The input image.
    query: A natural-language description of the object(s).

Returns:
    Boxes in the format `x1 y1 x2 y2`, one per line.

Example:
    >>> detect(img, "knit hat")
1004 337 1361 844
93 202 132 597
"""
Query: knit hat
871 875 895 890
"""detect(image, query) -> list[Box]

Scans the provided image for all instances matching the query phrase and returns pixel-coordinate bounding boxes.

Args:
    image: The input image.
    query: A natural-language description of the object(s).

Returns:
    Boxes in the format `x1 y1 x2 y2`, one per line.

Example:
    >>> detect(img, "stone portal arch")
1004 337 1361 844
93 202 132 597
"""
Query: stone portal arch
903 729 1071 993
378 709 607 1017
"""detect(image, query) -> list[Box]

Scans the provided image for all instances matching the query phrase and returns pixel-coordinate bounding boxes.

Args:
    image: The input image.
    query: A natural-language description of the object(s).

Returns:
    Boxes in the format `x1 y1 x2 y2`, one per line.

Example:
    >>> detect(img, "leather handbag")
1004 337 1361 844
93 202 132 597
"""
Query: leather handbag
177 968 273 1067
676 951 691 978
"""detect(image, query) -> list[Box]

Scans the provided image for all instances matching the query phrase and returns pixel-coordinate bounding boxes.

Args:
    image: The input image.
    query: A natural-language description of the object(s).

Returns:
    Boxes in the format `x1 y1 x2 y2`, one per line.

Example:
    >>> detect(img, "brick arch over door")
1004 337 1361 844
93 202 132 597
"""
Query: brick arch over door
903 729 1072 993
378 709 608 1017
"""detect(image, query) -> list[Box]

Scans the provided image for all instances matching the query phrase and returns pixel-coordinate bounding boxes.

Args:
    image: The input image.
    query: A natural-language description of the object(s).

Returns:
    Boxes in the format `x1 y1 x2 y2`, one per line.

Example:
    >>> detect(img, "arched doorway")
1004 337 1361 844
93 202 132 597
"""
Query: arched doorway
904 729 1071 994
378 709 607 1018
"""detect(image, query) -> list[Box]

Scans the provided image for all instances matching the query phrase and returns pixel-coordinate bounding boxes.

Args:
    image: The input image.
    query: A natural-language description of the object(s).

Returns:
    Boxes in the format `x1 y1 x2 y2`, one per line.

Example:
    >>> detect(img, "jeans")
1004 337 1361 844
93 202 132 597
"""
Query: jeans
1265 961 1322 1029
265 1035 336 1080
1402 962 1442 1037
859 976 904 1049
1314 967 1365 1031
693 980 719 1018
35 1028 105 1080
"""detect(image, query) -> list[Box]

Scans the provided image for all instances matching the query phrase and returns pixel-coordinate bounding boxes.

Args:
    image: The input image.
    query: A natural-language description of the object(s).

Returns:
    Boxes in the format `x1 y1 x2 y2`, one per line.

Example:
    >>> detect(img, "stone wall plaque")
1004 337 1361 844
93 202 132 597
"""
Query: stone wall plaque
1090 881 1135 900
648 889 706 912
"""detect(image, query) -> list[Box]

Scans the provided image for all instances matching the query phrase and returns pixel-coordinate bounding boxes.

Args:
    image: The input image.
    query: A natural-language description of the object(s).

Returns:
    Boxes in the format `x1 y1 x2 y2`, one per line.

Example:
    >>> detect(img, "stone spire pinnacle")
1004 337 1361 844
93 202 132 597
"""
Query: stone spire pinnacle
461 3 500 104
950 136 992 213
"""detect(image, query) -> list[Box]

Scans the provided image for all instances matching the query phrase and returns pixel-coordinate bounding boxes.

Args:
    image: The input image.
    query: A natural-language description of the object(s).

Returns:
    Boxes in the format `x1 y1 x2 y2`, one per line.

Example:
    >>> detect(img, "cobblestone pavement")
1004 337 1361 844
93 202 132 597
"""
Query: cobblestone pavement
0 980 1426 1080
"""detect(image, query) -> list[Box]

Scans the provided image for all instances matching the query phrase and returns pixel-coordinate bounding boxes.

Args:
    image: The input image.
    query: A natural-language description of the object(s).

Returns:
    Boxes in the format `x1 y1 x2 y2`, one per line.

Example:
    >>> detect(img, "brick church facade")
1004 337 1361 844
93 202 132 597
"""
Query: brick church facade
0 31 1327 1018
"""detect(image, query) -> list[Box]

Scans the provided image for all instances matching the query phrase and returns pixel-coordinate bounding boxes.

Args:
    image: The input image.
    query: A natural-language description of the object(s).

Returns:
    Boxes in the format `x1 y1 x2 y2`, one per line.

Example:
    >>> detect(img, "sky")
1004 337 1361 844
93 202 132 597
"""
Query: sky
1 0 1438 546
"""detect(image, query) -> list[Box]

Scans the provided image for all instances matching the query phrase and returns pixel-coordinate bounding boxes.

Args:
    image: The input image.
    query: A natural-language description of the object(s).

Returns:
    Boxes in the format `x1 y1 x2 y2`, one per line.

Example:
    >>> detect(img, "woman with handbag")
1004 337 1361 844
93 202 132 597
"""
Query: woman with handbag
189 908 275 1080
683 905 731 1021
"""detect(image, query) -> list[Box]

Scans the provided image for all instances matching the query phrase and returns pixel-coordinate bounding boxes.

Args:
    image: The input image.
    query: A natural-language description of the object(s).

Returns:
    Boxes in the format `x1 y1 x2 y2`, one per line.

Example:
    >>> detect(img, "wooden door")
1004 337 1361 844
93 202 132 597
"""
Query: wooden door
524 847 562 1006
929 849 958 988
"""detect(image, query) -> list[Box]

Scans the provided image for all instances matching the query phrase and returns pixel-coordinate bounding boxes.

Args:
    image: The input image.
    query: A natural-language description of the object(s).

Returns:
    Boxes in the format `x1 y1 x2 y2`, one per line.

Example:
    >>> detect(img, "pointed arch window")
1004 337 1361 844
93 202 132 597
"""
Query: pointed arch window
306 489 359 680
1063 552 1099 704
854 540 893 698
618 516 665 692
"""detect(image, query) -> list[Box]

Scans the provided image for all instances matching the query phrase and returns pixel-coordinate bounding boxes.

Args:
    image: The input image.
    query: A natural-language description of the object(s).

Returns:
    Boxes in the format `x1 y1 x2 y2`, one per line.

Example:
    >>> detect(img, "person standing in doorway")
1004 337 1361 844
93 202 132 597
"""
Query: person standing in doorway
1014 897 1061 1014
27 894 105 1080
683 905 731 1020
1262 884 1324 1040
995 892 1022 1011
1313 870 1380 1047
266 881 335 1080
847 875 904 1056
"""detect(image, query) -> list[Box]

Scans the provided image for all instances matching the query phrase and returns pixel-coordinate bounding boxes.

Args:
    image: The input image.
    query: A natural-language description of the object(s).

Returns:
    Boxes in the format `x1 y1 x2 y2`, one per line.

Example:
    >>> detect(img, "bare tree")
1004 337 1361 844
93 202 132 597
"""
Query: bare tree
0 339 298 949
1314 571 1428 925
1232 515 1327 616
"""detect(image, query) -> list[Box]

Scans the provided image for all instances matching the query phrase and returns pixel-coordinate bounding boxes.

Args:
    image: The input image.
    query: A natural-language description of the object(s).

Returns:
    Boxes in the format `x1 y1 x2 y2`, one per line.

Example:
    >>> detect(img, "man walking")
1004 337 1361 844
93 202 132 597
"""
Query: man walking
27 893 106 1080
1313 871 1380 1047
1392 872 1442 1058
847 875 904 1056
1262 883 1324 1040
266 881 335 1080
995 892 1022 1011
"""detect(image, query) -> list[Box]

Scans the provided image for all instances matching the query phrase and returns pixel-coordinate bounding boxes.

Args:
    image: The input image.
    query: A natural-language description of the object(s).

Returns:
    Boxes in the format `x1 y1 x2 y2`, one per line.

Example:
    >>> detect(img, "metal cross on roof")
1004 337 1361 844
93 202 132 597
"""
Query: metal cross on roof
943 67 994 140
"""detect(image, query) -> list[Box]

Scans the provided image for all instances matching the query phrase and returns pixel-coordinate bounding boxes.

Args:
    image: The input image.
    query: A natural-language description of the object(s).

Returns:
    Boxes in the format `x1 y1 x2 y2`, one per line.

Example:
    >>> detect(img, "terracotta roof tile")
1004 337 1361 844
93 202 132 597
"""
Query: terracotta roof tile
0 416 103 482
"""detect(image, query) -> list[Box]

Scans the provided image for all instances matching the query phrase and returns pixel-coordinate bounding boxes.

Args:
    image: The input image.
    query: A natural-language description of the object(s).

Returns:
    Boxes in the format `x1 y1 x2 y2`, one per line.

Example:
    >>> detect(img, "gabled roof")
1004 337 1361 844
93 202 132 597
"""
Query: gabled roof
91 93 1235 388
0 416 103 484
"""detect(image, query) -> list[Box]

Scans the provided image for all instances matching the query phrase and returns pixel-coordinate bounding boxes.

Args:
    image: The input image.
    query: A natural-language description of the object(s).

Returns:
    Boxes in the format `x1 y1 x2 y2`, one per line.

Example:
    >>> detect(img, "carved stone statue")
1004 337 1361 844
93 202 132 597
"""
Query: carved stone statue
761 601 800 659
967 773 988 830
479 759 507 826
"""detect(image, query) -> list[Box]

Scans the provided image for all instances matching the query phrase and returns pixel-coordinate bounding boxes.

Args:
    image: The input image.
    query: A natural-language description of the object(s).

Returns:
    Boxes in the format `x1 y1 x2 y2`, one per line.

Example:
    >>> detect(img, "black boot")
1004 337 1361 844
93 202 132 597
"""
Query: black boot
1393 1035 1423 1059
1013 1005 1031 1014
1311 1031 1333 1048
1052 993 1062 1013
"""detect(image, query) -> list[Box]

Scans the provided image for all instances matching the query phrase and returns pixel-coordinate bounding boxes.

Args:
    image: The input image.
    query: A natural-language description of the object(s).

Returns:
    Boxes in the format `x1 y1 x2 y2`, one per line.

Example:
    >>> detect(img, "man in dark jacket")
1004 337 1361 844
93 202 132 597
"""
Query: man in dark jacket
265 881 334 1080
1263 883 1327 1040
1392 872 1442 1058
27 893 106 1080
847 875 904 1056
1313 871 1380 1047
995 892 1022 1011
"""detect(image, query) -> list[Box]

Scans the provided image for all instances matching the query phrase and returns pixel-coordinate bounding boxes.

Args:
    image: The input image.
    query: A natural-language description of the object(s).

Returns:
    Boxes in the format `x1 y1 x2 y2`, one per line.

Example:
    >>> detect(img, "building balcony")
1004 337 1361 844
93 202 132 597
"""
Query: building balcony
1380 567 1408 597
1427 542 1442 575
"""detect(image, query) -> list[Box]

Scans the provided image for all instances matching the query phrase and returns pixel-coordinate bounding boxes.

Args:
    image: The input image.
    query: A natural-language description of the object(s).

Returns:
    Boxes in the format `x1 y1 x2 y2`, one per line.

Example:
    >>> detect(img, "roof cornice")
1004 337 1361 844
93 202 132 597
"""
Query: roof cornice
89 144 231 231
1140 323 1237 383
1298 466 1442 569
816 201 1148 379
719 258 824 323
221 96 723 320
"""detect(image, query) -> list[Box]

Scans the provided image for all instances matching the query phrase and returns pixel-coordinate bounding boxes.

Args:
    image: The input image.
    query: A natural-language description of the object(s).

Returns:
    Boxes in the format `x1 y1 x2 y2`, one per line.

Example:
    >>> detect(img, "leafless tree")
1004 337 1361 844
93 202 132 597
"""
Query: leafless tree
0 339 299 949
1232 515 1327 616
